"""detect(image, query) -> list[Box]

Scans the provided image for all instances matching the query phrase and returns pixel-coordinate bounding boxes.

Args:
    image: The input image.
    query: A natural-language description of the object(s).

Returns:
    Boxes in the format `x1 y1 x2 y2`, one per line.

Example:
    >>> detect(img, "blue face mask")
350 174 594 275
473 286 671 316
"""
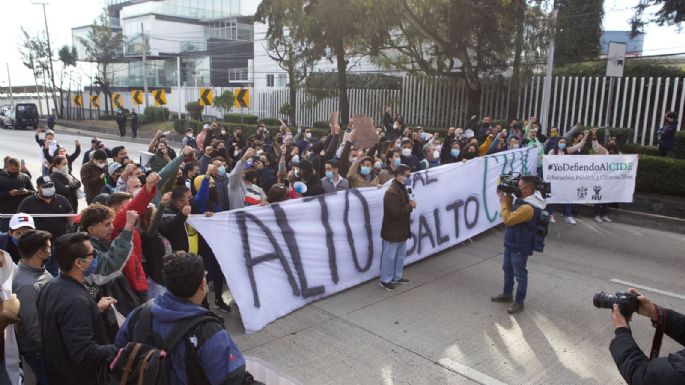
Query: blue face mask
404 176 412 186
558 143 566 150
81 258 97 277
10 236 19 246
394 158 401 166
360 166 372 176
420 132 427 140
217 166 226 176
451 149 461 158
325 171 334 180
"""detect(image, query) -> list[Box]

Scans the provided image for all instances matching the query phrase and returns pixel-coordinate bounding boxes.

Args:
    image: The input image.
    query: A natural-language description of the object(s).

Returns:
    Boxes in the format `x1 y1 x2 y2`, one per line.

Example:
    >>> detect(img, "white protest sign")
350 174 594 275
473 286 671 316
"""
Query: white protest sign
543 154 638 204
189 147 538 333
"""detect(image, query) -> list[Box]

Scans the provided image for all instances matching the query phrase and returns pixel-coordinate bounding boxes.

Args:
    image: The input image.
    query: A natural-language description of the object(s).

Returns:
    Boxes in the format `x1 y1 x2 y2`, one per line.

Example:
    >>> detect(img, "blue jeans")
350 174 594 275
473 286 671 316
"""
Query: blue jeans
380 240 407 284
502 248 529 304
21 350 48 385
594 204 608 217
549 204 573 217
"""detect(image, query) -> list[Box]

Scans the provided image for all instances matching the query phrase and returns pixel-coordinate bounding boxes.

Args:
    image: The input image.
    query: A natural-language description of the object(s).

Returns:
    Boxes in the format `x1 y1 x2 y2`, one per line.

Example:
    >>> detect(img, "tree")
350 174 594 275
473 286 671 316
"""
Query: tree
78 10 124 114
18 28 54 116
554 0 603 65
57 45 78 117
631 0 685 35
256 0 375 125
213 90 235 117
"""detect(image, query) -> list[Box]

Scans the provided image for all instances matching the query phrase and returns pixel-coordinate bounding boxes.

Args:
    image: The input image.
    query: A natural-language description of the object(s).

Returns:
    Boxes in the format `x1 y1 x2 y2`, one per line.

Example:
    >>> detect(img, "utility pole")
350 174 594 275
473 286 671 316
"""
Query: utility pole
177 56 181 117
6 63 14 106
141 23 149 109
33 0 58 116
539 2 559 135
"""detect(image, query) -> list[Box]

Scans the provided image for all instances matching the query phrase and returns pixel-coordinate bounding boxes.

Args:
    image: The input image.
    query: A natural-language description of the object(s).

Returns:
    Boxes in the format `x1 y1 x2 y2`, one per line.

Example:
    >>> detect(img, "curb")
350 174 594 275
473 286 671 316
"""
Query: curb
575 204 685 234
49 122 183 147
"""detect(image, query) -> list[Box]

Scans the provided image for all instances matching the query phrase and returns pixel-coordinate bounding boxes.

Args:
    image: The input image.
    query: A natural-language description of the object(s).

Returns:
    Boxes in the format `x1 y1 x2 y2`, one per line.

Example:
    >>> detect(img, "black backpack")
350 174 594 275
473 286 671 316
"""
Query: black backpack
108 301 222 385
520 203 550 253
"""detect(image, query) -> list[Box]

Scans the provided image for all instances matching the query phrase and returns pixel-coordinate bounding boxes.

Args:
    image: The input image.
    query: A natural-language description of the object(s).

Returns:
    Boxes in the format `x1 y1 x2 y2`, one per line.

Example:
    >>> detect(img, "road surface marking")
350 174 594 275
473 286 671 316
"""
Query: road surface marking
610 279 685 300
438 358 509 385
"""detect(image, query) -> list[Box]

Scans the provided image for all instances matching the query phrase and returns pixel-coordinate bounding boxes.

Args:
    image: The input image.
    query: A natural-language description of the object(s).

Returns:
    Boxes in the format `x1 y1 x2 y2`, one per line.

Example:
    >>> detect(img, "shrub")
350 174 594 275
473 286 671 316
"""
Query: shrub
185 102 203 121
636 155 685 196
224 114 259 124
312 121 329 129
621 144 660 156
607 127 633 145
173 119 189 135
258 118 281 127
279 103 291 116
98 114 116 121
673 131 685 159
143 107 170 122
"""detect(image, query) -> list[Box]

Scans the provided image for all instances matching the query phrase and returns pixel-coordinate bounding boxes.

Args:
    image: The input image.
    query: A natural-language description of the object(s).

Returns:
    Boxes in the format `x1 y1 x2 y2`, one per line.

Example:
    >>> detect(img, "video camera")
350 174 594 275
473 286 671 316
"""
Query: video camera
593 291 640 317
497 172 551 198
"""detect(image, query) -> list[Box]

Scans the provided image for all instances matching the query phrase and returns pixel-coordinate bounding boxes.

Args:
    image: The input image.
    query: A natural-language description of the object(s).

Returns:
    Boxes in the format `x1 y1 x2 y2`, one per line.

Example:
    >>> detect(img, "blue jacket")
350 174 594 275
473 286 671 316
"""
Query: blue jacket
504 200 541 256
659 121 678 149
116 292 246 385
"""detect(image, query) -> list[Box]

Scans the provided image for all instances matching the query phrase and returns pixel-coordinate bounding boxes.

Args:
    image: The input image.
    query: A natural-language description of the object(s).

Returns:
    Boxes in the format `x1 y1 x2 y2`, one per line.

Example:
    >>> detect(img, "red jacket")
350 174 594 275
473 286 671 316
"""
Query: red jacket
111 185 157 293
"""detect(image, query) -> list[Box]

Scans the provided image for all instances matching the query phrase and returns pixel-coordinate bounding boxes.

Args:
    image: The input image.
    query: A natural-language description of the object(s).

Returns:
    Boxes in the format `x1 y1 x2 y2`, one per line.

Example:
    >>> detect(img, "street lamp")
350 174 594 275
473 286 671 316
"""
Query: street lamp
32 0 55 113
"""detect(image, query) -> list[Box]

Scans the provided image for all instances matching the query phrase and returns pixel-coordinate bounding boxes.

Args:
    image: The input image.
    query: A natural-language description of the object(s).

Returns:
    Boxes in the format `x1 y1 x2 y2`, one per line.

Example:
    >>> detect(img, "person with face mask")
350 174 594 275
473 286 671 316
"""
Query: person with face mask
17 176 73 273
544 127 561 154
491 176 546 314
37 232 119 385
149 143 172 173
182 128 198 149
42 140 81 174
48 155 82 213
0 213 36 264
13 230 53 385
589 128 618 223
321 159 349 193
658 111 678 157
420 145 441 169
399 139 420 171
462 143 479 161
379 164 415 291
80 149 108 204
0 157 35 231
546 138 577 224
347 156 380 189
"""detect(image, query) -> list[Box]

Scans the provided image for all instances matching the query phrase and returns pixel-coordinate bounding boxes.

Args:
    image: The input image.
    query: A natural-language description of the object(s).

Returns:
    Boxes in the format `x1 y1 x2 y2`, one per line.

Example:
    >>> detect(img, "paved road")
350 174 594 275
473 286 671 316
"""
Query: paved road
3 127 684 385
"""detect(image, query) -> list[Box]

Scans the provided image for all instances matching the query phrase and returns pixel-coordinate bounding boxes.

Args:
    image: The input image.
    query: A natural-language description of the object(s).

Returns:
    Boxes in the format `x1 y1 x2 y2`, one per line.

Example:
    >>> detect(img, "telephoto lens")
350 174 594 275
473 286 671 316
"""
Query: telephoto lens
593 291 640 317
593 291 615 309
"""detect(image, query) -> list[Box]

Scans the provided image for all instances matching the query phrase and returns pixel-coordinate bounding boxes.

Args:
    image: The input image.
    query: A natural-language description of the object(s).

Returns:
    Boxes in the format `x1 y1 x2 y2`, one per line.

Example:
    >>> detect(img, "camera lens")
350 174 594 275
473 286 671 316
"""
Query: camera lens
593 291 616 309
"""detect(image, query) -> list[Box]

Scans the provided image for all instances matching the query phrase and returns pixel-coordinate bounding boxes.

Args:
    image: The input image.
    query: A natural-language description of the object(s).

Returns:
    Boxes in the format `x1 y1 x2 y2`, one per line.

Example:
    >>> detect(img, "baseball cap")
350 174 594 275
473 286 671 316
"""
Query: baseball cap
9 213 35 230
36 175 54 187
108 163 123 176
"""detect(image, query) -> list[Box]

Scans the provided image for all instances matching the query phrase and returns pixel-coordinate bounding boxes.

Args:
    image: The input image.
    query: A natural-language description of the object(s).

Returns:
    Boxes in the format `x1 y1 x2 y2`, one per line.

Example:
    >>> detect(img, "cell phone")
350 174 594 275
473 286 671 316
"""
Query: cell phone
20 159 25 167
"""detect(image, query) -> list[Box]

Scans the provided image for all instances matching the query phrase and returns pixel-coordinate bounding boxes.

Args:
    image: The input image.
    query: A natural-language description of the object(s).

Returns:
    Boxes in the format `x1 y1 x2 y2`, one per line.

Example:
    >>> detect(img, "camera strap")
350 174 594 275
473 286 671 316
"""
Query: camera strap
649 305 666 359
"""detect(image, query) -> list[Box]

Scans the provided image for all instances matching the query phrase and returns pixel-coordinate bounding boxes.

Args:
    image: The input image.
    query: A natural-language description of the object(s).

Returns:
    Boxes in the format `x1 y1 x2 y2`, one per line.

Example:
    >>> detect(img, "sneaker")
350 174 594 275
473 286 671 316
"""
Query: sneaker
593 216 603 223
601 216 613 223
214 300 231 313
565 216 577 225
392 278 409 285
549 215 556 223
507 302 525 314
379 281 396 291
490 293 514 303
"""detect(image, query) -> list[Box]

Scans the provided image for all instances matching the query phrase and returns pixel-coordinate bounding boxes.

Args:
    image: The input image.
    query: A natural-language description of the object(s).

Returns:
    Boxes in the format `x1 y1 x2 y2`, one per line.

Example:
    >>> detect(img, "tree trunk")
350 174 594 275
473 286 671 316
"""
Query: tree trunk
508 0 526 120
333 38 350 126
288 65 297 125
466 85 482 120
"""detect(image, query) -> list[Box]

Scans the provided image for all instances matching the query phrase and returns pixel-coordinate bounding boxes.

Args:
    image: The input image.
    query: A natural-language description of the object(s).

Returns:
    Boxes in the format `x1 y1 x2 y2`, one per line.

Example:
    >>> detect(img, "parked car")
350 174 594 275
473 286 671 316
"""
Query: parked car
0 103 39 130
0 105 11 127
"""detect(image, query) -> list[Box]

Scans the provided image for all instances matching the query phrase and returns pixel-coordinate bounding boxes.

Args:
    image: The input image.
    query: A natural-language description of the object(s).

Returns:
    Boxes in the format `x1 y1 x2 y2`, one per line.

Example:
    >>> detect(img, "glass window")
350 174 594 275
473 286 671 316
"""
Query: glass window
266 74 274 87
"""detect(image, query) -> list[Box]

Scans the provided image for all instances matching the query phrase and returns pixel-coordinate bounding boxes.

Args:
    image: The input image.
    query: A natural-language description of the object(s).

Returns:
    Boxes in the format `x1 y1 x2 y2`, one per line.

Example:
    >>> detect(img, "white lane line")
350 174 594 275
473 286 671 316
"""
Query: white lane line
610 279 685 301
438 358 509 385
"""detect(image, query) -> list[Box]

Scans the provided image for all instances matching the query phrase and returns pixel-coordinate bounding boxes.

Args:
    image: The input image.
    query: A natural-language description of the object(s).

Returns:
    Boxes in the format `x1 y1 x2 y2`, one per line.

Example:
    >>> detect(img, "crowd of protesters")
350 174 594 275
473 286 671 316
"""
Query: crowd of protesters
0 106 664 384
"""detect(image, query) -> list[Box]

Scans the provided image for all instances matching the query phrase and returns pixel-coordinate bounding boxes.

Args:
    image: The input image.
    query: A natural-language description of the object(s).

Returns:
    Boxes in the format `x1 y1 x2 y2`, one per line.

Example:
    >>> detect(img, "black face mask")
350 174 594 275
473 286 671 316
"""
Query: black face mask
6 171 19 178
464 152 477 160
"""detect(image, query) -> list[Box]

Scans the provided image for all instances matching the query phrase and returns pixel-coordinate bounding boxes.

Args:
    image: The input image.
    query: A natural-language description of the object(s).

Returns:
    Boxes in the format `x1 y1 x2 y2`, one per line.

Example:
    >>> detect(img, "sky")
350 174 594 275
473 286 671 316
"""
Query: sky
0 0 683 88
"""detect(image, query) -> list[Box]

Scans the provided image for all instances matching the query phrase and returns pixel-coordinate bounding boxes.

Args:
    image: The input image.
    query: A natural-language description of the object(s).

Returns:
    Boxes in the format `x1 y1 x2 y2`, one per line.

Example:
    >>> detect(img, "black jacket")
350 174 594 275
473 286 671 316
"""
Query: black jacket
610 309 685 385
38 274 116 385
49 171 82 213
381 180 413 242
159 205 189 252
0 169 34 214
43 145 81 173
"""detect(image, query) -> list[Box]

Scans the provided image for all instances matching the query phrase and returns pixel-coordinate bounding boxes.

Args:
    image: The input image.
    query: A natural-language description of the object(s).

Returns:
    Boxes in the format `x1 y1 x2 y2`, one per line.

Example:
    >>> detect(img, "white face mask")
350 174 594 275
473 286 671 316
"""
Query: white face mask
57 165 68 173
97 162 107 169
41 187 56 197
401 148 412 157
291 155 300 164
186 133 193 137
221 130 227 135
432 150 440 159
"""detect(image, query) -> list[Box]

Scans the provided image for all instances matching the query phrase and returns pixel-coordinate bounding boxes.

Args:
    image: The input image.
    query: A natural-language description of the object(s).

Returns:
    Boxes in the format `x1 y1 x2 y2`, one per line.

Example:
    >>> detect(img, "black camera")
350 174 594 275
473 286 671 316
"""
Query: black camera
497 173 552 198
593 291 640 317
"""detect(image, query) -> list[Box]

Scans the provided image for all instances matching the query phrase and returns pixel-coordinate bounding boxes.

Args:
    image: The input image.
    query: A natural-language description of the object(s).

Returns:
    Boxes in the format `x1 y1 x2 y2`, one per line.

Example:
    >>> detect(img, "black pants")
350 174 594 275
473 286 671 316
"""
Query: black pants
131 123 138 138
199 235 227 303
118 122 125 137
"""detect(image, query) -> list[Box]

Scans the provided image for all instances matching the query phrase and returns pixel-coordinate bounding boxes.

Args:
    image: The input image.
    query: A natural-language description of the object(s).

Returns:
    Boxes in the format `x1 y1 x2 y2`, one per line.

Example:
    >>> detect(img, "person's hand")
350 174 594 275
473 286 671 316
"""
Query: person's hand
181 205 192 216
612 304 630 329
592 127 598 135
44 139 53 148
8 189 21 197
75 140 80 146
124 163 137 176
145 172 161 191
161 148 168 155
280 143 287 156
409 200 417 208
583 129 590 136
206 164 216 177
161 192 172 206
204 211 214 217
497 191 510 204
242 147 255 161
488 133 495 140
97 297 117 313
124 210 139 231
626 288 658 321
204 146 214 158
448 127 456 136
470 115 477 120
155 129 162 137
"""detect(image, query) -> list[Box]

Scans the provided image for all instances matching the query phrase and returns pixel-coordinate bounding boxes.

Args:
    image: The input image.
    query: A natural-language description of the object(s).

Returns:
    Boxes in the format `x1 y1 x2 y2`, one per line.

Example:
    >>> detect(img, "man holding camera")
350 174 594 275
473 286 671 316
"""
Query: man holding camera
491 176 546 314
610 288 685 384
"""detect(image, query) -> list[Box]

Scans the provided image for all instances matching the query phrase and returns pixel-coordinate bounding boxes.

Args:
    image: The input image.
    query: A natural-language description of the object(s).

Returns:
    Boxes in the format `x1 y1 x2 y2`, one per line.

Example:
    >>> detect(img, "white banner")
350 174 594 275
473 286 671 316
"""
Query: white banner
543 155 638 204
189 147 538 333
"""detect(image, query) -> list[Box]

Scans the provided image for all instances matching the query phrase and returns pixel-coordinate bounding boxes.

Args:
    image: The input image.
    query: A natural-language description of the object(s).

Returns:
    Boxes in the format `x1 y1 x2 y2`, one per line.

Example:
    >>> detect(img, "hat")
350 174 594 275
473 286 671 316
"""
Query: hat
92 193 111 206
36 176 53 187
298 159 313 172
108 163 123 176
464 129 475 139
9 213 35 230
203 124 210 130
91 137 100 143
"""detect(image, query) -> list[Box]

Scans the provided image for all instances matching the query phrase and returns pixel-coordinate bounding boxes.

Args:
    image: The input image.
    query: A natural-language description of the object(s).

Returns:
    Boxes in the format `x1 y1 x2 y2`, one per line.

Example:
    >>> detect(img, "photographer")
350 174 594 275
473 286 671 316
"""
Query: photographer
610 288 685 384
491 176 546 314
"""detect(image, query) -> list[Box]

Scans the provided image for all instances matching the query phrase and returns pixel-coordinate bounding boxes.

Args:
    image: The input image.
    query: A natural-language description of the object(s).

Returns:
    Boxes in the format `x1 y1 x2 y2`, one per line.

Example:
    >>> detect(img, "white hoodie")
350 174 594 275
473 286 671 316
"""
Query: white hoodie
521 190 547 210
